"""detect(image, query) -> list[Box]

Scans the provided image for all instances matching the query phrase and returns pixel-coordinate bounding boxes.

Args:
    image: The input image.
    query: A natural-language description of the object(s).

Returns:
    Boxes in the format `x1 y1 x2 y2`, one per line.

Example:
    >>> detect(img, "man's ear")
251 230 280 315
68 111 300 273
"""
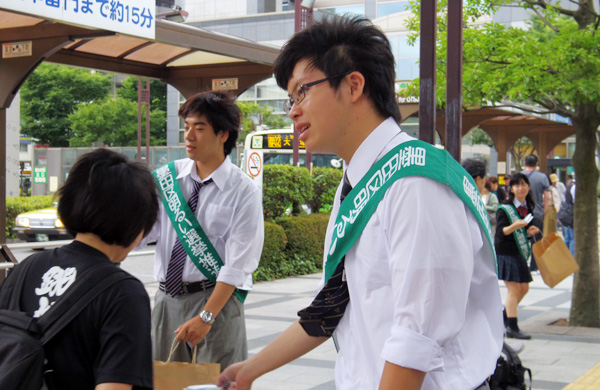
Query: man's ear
218 130 229 144
347 71 366 103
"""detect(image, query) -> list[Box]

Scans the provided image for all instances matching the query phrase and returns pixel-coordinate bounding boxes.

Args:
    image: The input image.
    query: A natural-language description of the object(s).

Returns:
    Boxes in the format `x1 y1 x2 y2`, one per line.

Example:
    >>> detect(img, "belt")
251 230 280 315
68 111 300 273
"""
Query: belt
159 280 216 295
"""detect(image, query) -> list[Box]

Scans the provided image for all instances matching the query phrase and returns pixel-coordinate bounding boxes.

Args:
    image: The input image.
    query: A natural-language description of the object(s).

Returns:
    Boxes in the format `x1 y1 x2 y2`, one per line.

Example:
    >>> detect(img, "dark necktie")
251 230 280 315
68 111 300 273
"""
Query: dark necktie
164 178 213 297
517 205 528 218
298 172 352 337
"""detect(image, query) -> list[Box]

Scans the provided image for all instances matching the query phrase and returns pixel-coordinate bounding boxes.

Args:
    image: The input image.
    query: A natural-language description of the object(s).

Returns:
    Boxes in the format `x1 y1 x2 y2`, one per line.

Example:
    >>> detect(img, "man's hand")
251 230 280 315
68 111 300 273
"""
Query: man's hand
218 361 256 390
174 315 212 345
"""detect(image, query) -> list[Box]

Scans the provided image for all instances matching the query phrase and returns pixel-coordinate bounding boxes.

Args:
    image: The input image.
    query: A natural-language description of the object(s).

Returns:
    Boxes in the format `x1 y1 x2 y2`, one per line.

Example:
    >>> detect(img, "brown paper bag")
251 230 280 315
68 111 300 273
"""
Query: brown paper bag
532 232 579 288
154 340 220 390
543 204 558 237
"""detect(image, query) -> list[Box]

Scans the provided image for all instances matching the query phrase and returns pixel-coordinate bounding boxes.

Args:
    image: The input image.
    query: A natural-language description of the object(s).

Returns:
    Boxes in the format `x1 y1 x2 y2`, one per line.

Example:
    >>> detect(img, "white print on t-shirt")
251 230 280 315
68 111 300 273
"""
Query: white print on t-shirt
33 266 77 318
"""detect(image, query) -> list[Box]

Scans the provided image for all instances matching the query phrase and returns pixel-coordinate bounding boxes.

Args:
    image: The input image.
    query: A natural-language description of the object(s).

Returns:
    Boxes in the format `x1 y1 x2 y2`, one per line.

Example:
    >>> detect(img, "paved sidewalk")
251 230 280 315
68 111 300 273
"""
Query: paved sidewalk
144 272 599 390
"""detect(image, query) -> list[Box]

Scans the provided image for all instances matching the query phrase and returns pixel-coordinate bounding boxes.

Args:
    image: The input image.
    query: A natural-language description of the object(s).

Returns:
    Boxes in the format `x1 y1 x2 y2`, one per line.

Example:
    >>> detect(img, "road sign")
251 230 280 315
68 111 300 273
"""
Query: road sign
33 167 47 184
248 151 262 178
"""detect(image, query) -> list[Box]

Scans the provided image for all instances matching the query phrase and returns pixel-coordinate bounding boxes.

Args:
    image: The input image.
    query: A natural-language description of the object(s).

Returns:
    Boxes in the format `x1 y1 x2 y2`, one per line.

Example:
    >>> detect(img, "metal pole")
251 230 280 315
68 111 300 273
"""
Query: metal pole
292 0 302 167
0 108 6 244
419 0 437 144
137 77 143 162
446 0 463 161
145 80 151 167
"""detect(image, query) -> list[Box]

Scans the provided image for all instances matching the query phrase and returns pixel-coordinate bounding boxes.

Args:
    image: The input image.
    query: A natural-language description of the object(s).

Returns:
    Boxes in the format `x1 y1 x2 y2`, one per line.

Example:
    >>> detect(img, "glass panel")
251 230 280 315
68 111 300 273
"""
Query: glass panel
170 147 187 161
153 148 170 166
179 131 185 144
311 154 341 169
62 149 77 168
257 84 287 99
121 148 138 161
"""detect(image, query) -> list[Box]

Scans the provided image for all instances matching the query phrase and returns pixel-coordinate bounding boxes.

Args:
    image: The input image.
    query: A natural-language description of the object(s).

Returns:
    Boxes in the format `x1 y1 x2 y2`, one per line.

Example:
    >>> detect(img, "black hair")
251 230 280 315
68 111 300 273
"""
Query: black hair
524 154 538 167
273 15 402 123
461 158 487 180
178 91 241 156
57 149 159 247
505 172 535 212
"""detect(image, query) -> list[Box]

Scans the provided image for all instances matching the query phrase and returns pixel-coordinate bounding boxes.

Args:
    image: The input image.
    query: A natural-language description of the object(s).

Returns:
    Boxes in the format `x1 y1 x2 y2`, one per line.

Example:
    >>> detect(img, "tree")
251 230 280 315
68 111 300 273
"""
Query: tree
467 127 494 147
68 97 166 147
237 101 289 145
20 63 112 146
407 0 600 326
117 76 167 112
509 136 534 172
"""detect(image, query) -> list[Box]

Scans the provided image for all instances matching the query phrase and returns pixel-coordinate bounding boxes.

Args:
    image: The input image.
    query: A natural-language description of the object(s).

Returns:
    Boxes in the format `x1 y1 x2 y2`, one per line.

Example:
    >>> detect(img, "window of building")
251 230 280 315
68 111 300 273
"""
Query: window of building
377 1 410 18
321 5 365 17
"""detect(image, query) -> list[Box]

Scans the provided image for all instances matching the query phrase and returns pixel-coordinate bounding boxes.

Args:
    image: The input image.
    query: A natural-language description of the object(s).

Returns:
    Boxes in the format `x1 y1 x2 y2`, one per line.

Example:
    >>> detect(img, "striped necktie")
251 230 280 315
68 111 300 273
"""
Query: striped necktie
164 178 213 297
298 172 352 337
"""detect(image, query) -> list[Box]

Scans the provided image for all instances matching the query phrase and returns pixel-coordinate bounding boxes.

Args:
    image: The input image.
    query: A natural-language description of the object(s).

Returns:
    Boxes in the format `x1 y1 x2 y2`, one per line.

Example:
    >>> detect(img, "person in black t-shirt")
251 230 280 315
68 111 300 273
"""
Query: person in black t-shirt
1 149 159 390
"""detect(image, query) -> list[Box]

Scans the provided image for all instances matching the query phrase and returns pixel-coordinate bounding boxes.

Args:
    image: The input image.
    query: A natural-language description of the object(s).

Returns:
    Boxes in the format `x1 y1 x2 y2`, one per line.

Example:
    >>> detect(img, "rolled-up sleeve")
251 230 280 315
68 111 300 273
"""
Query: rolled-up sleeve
216 183 264 288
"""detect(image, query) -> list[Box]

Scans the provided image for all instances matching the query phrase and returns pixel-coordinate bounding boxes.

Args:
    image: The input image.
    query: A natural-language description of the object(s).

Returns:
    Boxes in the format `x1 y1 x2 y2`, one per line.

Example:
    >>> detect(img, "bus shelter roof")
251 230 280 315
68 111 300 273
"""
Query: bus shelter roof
0 8 280 108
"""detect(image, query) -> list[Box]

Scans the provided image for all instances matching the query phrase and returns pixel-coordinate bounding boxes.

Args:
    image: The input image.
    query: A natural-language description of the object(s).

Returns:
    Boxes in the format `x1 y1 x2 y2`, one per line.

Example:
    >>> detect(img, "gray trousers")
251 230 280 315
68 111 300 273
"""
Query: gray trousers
151 288 247 371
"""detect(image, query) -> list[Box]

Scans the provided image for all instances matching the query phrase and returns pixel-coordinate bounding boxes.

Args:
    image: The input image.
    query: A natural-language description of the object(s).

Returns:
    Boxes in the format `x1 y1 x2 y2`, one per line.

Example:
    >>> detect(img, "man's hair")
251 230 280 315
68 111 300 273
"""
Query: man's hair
57 149 159 247
524 154 538 167
488 176 498 185
273 15 402 123
178 91 241 156
462 158 487 180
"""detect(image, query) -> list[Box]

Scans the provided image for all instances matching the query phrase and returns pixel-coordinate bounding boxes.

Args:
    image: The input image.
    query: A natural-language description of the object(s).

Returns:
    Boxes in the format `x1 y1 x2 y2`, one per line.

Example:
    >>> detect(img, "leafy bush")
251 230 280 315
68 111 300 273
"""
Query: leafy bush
262 165 314 221
308 167 343 213
258 222 287 268
254 253 319 282
6 196 55 238
279 213 330 269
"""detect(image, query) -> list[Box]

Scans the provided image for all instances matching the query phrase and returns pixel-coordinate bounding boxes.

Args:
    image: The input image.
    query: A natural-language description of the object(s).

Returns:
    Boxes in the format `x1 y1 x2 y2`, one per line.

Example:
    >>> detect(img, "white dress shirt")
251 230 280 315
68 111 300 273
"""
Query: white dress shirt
324 118 503 389
142 157 264 290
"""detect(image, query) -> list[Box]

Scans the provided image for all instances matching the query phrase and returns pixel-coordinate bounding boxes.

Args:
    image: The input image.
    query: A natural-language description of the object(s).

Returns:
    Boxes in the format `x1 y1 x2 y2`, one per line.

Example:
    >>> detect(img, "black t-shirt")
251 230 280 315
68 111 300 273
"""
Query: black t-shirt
3 241 153 390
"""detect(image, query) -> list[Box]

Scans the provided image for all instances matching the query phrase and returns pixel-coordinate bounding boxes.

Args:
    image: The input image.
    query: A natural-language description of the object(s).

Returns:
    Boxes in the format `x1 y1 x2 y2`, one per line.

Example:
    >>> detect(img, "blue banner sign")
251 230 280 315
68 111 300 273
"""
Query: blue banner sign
1 0 155 39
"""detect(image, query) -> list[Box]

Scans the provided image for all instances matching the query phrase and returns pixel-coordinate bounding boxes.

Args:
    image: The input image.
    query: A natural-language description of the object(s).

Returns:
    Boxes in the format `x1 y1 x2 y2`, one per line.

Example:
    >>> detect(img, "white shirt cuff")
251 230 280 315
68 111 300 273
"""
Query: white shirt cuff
216 265 247 289
381 326 444 372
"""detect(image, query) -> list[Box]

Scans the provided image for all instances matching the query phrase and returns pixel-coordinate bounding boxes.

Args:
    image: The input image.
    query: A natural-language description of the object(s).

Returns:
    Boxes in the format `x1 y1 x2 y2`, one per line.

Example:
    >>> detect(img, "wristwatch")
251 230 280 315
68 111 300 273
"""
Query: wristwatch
199 310 216 325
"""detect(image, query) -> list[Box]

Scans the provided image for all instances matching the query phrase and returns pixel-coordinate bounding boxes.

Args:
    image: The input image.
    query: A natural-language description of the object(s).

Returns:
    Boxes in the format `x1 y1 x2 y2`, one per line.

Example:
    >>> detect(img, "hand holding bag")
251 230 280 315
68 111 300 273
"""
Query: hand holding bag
532 232 579 288
154 339 220 390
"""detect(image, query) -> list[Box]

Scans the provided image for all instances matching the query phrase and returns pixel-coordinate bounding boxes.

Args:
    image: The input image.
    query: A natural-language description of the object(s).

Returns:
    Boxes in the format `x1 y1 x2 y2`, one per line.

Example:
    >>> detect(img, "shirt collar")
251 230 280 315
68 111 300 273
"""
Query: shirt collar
513 198 526 208
345 117 401 187
176 157 232 192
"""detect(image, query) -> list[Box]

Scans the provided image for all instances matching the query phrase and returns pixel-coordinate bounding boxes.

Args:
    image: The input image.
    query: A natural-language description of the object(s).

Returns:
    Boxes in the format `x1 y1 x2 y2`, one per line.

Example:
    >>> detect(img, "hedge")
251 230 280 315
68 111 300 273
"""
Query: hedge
6 195 55 239
253 214 330 281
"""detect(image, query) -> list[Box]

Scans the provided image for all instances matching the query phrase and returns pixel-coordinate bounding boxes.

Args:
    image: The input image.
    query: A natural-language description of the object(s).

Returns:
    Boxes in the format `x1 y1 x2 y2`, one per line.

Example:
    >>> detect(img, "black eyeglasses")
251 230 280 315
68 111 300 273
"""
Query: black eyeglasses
283 72 352 114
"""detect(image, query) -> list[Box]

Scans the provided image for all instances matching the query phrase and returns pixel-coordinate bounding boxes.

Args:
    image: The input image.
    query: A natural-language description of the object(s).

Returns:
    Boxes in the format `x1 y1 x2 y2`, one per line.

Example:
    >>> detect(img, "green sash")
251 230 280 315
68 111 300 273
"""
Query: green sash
153 162 248 302
498 204 531 260
325 140 496 283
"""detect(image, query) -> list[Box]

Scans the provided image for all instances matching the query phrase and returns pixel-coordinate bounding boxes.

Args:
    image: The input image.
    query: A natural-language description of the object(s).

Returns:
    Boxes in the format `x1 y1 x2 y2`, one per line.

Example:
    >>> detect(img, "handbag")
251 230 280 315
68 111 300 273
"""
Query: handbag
153 339 221 390
532 232 579 288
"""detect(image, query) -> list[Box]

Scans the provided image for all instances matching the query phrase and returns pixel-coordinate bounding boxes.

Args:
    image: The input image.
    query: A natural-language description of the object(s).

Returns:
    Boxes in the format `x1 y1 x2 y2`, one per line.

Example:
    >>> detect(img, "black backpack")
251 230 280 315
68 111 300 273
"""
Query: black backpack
490 342 532 390
0 257 131 390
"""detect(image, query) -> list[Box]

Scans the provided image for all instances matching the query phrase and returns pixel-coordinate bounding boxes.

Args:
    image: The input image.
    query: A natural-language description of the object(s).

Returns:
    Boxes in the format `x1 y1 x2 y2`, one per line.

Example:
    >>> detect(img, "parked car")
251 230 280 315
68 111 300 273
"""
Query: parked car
12 207 72 242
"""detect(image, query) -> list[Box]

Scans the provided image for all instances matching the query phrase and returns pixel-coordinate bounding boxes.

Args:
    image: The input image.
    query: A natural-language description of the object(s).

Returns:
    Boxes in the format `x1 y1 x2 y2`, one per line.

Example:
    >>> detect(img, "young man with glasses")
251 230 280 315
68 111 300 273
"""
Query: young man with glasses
140 91 264 369
219 16 503 390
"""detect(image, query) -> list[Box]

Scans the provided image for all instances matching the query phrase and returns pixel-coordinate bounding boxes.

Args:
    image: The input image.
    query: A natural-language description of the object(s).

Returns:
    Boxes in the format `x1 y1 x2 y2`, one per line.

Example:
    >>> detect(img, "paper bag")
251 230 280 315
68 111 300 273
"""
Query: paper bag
543 204 557 237
532 232 579 288
154 340 220 390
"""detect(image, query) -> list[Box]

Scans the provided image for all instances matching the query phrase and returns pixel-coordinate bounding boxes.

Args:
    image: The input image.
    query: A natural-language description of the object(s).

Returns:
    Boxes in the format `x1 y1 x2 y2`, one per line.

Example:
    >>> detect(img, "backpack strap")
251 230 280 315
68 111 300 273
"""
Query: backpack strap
37 263 133 344
0 256 36 311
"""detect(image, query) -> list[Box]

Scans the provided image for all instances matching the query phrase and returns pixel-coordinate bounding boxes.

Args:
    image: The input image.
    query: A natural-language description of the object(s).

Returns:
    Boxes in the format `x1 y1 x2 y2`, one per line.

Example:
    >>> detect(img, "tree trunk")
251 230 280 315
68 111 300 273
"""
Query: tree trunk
569 103 600 327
